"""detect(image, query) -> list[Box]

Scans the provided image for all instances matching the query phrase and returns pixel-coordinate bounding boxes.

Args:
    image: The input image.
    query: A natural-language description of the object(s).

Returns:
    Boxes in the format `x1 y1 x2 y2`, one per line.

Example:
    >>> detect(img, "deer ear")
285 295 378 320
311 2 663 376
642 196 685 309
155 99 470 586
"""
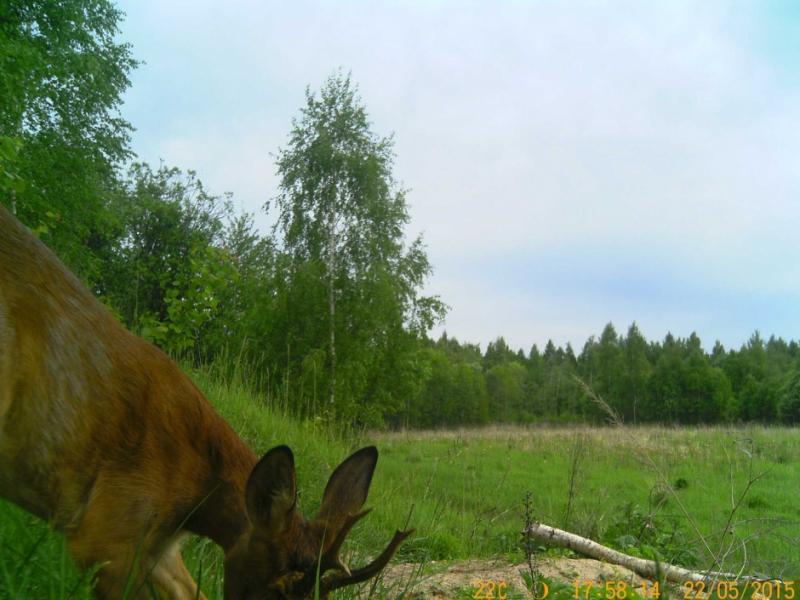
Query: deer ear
318 446 378 520
245 445 297 533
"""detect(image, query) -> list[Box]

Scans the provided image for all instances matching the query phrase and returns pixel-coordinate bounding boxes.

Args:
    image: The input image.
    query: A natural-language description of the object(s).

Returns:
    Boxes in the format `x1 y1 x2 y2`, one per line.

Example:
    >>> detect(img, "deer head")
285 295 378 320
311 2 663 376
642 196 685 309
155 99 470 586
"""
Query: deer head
224 445 411 599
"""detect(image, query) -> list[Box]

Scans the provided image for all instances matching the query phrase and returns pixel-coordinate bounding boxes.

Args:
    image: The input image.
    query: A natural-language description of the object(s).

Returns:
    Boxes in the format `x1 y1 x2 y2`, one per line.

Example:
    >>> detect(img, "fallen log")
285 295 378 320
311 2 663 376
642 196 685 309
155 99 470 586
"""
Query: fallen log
523 521 763 585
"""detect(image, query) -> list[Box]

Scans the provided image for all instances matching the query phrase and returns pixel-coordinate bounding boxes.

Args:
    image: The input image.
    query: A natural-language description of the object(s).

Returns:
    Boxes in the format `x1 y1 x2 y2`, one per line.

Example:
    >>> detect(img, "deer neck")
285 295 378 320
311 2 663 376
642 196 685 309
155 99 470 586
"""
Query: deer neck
184 418 258 552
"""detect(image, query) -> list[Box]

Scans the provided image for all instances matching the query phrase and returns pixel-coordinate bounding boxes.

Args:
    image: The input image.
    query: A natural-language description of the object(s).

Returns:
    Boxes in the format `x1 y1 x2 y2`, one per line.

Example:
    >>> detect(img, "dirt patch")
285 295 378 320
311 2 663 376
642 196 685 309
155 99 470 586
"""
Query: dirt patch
370 557 645 598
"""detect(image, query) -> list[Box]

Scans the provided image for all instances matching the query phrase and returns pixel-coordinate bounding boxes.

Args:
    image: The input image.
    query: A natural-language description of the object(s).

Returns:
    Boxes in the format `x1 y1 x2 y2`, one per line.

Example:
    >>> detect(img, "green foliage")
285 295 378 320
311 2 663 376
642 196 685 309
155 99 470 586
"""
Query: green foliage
95 163 238 358
412 346 490 427
484 337 518 370
0 0 135 140
0 0 137 277
778 368 800 424
605 502 698 566
0 136 24 195
595 323 625 414
162 244 239 355
621 323 651 422
486 361 527 422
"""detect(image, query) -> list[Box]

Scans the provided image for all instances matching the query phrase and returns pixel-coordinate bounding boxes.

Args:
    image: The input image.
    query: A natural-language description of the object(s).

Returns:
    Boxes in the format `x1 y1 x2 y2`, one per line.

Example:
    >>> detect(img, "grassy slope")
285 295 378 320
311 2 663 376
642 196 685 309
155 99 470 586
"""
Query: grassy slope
1 369 798 598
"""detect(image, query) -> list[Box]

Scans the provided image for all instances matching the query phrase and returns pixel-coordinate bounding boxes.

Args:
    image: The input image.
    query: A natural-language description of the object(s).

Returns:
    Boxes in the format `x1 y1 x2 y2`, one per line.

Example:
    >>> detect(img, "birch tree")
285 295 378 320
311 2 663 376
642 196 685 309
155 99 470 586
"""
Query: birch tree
272 73 445 423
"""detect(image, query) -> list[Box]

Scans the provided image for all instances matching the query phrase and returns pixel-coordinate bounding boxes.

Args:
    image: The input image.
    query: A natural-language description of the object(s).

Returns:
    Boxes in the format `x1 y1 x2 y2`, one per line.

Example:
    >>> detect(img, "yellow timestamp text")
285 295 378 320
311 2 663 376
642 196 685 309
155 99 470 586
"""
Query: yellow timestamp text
472 579 509 600
573 580 661 599
473 578 798 600
571 579 799 600
683 580 798 600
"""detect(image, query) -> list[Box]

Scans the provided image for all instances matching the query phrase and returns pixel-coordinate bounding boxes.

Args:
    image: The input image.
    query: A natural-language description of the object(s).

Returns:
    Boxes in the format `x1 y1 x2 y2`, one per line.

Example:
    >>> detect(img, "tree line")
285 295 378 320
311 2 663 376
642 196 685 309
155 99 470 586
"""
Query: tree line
3 0 799 429
414 325 800 428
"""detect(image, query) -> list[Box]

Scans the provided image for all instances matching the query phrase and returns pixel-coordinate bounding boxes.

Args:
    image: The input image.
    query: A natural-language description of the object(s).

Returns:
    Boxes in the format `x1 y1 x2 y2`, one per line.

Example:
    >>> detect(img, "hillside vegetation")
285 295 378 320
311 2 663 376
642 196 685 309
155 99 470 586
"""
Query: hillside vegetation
2 369 797 597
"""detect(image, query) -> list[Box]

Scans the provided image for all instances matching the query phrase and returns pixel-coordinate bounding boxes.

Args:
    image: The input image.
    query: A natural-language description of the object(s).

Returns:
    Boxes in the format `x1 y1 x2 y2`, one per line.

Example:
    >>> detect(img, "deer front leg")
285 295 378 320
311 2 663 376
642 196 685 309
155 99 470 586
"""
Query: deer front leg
66 534 142 599
150 539 208 600
69 530 207 600
65 478 205 600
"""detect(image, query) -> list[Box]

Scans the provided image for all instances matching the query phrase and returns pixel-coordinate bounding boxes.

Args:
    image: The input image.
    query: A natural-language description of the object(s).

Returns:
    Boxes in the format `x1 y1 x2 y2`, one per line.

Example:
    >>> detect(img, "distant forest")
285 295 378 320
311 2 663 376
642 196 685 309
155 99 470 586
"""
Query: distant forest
416 326 800 427
3 0 799 429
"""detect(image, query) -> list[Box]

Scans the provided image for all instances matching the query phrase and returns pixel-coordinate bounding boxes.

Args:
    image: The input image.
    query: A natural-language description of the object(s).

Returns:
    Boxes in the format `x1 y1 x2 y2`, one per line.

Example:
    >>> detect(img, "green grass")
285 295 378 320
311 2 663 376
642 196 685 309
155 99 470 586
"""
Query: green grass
369 426 800 575
1 368 798 598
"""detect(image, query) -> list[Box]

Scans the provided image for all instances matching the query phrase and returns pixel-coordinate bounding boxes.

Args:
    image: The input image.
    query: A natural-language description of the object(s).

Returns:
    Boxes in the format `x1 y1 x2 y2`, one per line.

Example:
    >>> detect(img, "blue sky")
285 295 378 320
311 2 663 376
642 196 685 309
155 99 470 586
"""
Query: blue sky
117 1 800 353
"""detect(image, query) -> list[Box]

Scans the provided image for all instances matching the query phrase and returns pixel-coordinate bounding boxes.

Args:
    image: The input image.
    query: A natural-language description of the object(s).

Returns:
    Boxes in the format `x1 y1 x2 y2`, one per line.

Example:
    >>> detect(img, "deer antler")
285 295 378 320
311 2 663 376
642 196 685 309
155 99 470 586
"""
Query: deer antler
320 508 373 575
320 528 414 594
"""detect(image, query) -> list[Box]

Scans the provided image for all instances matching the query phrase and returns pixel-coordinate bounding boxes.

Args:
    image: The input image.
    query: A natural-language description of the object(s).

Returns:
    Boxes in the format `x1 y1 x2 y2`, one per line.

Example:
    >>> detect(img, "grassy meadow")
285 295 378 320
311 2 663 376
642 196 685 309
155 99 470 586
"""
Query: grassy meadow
1 368 798 598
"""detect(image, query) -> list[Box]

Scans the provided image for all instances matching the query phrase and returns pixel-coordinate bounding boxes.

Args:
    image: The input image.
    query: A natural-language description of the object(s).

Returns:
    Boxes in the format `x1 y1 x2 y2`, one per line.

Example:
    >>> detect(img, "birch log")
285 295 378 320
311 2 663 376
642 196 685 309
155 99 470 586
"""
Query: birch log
523 522 754 584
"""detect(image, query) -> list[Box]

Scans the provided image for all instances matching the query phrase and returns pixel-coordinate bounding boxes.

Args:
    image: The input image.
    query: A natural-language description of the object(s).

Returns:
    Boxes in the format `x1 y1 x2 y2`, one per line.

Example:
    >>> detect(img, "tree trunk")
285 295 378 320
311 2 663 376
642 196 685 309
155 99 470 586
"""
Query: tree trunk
327 207 336 407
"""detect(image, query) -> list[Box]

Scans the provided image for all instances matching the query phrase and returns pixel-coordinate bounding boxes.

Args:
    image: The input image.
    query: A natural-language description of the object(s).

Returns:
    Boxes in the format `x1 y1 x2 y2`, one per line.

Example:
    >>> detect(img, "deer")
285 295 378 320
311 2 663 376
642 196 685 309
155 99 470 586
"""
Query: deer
0 204 412 599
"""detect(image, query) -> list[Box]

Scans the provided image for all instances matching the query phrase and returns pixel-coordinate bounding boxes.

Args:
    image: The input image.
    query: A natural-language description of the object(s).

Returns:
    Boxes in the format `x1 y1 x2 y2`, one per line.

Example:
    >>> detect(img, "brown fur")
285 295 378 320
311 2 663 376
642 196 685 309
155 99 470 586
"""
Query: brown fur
0 206 406 599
